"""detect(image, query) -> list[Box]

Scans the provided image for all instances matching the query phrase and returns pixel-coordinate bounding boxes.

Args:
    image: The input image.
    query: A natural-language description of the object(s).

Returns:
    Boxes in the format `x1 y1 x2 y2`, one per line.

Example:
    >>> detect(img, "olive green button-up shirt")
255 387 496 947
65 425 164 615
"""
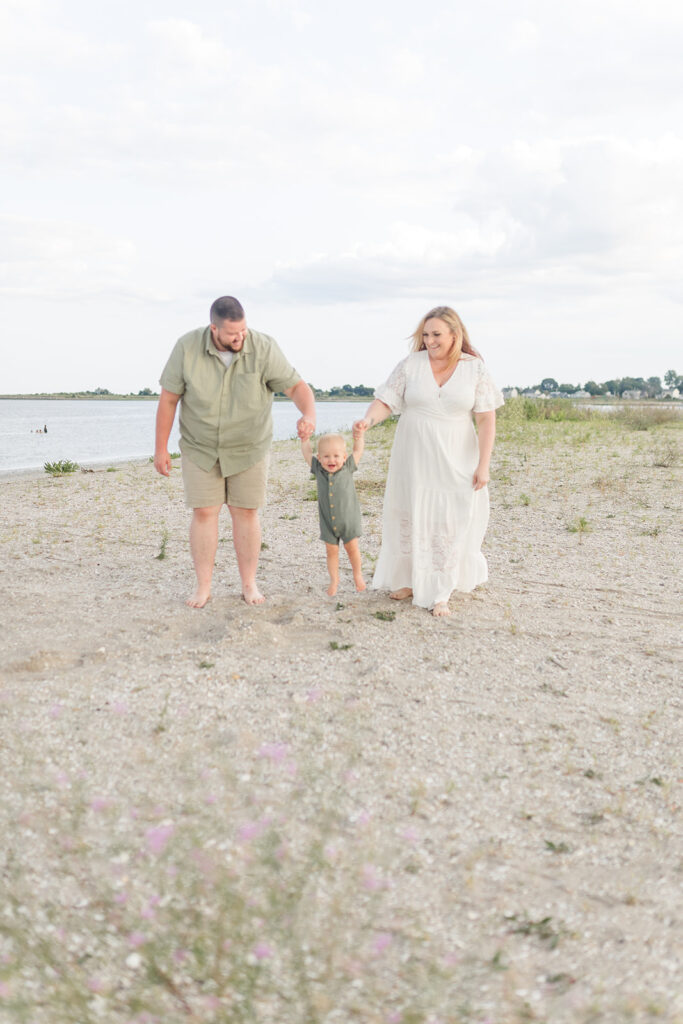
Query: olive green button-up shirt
159 326 301 477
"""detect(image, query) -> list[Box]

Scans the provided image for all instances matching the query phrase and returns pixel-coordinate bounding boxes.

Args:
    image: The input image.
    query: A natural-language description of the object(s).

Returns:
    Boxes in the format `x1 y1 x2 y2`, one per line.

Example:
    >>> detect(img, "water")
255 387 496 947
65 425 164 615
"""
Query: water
0 399 366 475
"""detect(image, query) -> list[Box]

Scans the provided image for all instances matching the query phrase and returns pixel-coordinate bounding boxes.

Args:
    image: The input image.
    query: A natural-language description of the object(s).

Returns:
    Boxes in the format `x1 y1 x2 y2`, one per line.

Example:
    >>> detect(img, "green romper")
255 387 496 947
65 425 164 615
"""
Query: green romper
310 455 362 545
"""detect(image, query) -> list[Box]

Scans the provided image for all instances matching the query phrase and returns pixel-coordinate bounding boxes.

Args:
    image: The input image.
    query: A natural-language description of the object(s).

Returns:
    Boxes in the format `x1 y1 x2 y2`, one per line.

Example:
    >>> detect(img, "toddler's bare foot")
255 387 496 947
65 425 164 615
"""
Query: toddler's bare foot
242 582 265 605
354 575 367 592
327 578 339 596
432 601 451 617
390 587 413 601
186 586 211 609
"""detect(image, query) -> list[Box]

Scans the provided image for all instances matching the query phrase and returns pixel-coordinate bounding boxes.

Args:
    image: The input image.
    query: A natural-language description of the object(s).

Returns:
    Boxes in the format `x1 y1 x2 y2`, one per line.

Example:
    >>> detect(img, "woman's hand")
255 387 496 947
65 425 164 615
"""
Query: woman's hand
352 418 369 438
472 463 490 490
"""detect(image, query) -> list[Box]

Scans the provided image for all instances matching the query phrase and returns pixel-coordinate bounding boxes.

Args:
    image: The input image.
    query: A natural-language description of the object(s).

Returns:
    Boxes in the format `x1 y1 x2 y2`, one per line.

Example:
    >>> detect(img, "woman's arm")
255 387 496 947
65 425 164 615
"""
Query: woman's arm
473 410 496 490
352 399 392 436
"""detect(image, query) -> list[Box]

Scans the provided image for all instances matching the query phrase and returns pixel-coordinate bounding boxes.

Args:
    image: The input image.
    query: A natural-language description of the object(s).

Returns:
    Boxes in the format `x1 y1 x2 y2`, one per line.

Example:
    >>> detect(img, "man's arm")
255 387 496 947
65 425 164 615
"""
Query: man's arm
283 380 316 440
154 388 181 476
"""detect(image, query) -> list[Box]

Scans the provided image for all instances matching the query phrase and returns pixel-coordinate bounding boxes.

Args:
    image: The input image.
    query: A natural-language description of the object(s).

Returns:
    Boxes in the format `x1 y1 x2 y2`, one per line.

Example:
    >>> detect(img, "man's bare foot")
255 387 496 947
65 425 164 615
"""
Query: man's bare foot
242 582 265 605
186 587 211 609
327 578 339 596
432 601 451 617
354 576 367 592
390 587 413 601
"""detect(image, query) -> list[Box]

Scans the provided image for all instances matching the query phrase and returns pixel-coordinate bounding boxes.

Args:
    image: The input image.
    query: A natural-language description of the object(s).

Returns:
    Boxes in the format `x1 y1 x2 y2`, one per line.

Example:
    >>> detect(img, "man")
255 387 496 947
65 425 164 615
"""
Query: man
154 296 315 607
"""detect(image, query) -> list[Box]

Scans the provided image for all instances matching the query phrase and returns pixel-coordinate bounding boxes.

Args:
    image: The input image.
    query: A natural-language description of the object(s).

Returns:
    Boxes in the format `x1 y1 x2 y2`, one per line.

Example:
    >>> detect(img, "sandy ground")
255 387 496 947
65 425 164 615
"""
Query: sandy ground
0 417 681 1023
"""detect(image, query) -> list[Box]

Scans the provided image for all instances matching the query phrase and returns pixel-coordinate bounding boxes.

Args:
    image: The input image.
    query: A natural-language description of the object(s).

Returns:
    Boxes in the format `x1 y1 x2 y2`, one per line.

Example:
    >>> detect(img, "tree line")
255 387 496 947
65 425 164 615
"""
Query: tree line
522 370 681 397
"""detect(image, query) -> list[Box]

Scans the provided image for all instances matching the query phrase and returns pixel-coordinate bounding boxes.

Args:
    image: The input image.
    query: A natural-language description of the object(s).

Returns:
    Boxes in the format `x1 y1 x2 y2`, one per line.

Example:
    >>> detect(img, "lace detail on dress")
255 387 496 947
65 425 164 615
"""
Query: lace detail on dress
473 360 505 413
398 515 462 572
375 357 409 414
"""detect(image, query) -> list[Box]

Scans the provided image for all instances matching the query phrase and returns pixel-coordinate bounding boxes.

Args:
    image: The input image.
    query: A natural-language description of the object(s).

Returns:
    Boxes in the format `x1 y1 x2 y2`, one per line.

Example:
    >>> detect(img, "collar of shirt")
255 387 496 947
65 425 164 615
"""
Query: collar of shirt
205 328 254 361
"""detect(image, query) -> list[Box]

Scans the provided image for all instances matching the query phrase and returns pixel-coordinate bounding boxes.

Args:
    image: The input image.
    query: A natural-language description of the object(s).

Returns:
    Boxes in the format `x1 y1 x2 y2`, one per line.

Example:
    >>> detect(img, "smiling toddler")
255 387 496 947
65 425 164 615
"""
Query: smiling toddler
301 432 366 596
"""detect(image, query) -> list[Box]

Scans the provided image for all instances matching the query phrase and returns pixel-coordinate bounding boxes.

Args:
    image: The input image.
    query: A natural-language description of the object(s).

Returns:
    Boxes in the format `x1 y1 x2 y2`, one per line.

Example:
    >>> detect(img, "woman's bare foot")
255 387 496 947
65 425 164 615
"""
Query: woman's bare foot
327 577 339 596
390 587 413 601
354 573 366 592
432 601 451 617
186 587 211 609
242 582 265 605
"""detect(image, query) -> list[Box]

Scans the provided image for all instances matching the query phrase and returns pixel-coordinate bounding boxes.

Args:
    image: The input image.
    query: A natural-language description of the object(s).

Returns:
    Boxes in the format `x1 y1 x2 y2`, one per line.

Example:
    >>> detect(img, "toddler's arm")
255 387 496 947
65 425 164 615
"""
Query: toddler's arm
301 437 313 468
352 430 365 466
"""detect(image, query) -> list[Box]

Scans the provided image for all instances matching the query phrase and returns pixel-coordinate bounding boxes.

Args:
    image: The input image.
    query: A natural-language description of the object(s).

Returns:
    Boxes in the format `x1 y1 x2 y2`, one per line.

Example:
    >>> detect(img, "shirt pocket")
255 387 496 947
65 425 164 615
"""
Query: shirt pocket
229 373 266 417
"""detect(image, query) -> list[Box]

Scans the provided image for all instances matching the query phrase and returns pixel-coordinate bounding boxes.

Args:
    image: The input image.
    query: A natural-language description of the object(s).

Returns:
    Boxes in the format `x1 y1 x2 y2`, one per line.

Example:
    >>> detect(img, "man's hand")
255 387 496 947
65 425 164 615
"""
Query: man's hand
297 417 315 440
154 450 172 476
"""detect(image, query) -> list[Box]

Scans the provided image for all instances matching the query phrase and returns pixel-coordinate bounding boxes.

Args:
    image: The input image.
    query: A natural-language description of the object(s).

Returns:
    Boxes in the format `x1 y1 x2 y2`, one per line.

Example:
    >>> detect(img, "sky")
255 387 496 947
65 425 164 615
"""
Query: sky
2 0 682 394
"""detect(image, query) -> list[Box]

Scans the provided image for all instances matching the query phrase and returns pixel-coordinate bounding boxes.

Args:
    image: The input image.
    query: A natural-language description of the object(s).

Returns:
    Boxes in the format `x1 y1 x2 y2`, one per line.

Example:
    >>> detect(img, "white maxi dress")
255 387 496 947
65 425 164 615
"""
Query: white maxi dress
372 351 504 608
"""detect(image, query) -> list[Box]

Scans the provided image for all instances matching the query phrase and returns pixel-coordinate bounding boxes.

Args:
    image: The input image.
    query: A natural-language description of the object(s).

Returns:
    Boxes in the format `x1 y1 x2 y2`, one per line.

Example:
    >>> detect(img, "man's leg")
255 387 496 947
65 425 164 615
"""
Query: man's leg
188 505 222 608
229 506 265 605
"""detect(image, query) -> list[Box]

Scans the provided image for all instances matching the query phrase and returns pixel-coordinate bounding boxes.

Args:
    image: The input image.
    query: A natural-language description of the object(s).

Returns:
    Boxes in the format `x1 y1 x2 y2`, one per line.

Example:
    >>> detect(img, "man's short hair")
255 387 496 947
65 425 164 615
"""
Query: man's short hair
210 296 245 324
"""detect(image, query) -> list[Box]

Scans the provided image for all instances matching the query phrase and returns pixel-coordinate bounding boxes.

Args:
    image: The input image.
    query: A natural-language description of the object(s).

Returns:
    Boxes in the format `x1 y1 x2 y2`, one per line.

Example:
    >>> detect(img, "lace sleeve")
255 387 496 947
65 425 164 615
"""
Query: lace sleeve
375 357 408 414
473 360 504 413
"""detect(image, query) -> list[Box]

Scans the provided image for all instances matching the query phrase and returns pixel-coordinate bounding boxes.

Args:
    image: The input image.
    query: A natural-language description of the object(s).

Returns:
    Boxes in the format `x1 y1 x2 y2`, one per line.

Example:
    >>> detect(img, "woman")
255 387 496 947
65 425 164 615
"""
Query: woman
353 306 503 617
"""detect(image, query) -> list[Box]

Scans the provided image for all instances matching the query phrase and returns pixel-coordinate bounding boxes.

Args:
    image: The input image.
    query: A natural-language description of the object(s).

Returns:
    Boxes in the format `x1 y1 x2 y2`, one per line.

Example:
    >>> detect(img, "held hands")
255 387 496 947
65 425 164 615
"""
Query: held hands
297 417 315 441
472 463 490 490
352 419 369 439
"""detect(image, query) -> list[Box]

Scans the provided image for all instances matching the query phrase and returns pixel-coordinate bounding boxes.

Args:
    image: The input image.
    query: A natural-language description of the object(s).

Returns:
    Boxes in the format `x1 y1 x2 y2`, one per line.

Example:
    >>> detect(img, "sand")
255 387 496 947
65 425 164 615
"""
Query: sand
0 416 681 1023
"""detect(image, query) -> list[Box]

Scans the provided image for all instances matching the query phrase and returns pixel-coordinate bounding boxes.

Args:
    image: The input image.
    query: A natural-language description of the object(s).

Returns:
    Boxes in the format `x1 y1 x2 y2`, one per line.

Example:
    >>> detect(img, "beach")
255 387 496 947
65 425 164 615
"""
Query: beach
1 412 681 1023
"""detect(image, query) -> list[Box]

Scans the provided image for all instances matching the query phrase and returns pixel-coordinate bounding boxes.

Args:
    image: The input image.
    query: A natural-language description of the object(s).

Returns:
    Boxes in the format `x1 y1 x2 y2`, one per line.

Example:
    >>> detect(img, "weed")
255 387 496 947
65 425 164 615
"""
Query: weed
279 513 299 520
373 610 396 622
106 467 118 472
566 516 591 538
335 602 345 611
329 641 353 651
652 440 679 467
198 660 214 669
44 459 79 476
155 528 169 560
261 541 269 550
641 525 661 537
505 914 562 948
519 493 531 506
544 839 571 854
304 487 318 501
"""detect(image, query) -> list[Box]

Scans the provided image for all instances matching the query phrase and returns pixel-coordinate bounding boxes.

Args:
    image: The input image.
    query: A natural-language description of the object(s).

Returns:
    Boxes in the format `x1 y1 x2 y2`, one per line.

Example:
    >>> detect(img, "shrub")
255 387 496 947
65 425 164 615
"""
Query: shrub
44 459 80 476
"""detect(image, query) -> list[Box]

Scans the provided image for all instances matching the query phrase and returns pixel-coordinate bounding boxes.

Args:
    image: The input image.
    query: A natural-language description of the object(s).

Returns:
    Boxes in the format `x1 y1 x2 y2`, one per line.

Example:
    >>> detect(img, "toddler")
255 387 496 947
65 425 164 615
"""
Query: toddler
301 432 366 596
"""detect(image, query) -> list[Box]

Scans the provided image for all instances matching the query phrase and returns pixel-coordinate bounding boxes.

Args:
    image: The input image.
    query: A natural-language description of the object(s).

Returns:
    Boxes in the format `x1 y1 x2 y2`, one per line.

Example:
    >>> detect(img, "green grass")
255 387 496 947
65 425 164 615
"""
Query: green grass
44 459 80 476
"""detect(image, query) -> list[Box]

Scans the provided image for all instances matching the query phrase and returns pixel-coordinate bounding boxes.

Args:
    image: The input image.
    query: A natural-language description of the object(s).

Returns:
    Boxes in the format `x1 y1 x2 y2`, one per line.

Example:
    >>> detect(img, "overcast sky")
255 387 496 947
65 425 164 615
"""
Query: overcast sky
2 0 682 394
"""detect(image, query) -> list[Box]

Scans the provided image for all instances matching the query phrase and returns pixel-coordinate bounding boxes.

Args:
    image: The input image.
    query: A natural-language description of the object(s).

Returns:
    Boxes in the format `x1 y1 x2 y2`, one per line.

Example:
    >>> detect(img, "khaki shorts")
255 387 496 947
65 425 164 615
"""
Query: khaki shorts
182 456 269 510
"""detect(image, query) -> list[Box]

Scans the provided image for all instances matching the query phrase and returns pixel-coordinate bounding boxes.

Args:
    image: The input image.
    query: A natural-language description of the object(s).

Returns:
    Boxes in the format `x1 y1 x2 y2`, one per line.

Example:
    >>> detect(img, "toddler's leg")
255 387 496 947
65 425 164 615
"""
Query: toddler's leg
343 538 366 592
325 542 340 596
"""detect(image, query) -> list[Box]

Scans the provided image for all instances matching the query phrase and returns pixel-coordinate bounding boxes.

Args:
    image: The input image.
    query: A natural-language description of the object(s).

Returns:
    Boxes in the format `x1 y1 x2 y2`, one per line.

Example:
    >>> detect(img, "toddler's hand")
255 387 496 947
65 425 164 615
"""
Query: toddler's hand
352 419 368 439
297 417 315 440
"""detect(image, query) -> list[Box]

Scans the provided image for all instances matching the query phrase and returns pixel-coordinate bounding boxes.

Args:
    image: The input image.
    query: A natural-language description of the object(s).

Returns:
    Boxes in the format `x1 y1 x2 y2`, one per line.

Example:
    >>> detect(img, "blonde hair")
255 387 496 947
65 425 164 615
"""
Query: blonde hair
411 306 480 367
317 433 346 452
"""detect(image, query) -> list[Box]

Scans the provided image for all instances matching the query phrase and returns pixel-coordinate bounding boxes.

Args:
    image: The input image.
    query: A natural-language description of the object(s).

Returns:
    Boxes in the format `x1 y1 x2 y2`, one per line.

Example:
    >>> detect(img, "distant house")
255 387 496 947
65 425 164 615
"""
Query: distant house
622 389 643 400
502 387 518 399
574 389 590 399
